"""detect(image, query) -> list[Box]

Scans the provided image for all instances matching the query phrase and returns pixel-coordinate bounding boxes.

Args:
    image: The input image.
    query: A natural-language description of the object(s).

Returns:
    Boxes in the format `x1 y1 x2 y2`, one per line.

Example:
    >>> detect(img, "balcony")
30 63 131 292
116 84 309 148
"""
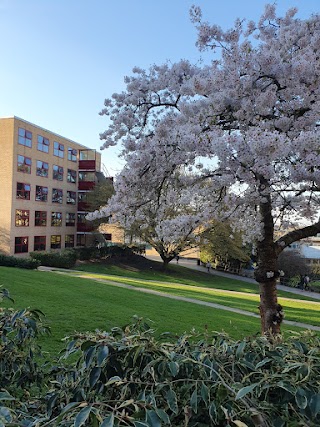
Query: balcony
78 201 89 211
79 149 96 171
78 181 95 191
77 223 94 232
78 159 96 170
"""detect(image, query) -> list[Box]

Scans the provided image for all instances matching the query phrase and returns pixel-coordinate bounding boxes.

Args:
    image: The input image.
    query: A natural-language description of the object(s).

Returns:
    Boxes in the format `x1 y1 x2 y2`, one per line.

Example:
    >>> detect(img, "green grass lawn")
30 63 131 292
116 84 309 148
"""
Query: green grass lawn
1 263 319 357
64 270 320 328
75 260 318 300
0 266 260 354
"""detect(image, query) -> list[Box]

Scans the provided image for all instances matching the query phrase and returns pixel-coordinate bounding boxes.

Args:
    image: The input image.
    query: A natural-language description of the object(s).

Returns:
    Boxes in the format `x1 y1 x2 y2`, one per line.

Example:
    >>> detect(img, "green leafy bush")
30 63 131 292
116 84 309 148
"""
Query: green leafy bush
0 254 39 269
74 244 144 260
2 314 320 426
74 246 98 260
30 249 77 269
0 288 48 392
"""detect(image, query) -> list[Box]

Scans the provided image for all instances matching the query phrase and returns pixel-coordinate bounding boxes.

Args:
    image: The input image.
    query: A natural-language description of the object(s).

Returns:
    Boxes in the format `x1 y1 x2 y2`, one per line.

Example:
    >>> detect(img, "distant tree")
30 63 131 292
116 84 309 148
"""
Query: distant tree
85 179 114 227
88 170 208 268
200 222 250 271
86 179 114 212
277 250 311 280
94 5 320 334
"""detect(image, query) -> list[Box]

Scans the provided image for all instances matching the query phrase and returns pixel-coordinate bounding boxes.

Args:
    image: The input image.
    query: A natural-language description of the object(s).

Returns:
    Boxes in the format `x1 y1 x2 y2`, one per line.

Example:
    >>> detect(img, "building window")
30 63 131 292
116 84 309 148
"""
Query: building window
16 182 31 200
15 209 30 226
18 127 32 147
65 235 75 248
79 171 95 182
68 148 77 162
103 233 112 241
52 188 63 204
53 165 63 181
76 234 86 247
79 150 95 161
34 236 46 251
51 212 62 226
54 142 64 158
67 169 77 183
15 237 28 253
36 185 48 202
77 213 87 223
35 211 47 226
51 235 61 249
37 135 49 153
17 155 31 174
66 212 76 226
36 160 49 177
67 191 76 205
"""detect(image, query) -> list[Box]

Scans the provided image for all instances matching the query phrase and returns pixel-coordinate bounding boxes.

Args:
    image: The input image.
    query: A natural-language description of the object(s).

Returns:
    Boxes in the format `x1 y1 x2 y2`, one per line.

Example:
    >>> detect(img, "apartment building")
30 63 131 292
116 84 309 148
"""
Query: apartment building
0 116 101 256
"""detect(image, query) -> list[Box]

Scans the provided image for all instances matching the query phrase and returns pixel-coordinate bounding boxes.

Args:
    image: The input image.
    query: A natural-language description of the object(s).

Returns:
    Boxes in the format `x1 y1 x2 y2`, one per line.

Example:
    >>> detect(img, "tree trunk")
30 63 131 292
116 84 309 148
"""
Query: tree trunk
259 279 282 335
162 257 171 270
256 178 283 335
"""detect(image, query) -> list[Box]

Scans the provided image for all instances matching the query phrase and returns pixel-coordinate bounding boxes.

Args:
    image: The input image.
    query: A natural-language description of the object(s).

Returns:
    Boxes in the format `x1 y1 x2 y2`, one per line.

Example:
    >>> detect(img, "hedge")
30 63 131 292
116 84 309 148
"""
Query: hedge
1 312 320 426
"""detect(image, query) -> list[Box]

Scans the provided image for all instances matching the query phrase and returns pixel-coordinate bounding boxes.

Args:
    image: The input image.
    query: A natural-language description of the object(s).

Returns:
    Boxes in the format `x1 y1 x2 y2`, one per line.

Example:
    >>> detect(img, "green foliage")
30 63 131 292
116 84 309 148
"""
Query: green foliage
30 249 78 269
75 246 99 260
3 316 320 426
277 251 311 280
0 288 47 398
0 254 39 269
200 222 250 271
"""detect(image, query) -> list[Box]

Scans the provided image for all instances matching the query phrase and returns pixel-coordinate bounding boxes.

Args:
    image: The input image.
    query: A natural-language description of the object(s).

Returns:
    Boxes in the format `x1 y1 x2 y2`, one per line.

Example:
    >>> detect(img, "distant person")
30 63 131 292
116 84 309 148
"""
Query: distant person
206 261 211 272
176 255 180 264
304 275 310 290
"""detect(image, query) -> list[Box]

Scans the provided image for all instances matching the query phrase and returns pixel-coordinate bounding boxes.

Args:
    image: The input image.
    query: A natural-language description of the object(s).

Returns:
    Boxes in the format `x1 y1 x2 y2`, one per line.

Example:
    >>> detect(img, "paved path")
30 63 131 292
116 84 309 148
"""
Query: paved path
39 264 320 332
147 255 320 300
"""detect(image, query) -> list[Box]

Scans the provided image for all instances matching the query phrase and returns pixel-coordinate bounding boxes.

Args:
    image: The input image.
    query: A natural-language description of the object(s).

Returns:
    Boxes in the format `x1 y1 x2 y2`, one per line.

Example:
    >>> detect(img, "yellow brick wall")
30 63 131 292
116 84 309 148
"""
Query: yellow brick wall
0 118 14 254
0 116 102 256
98 223 125 243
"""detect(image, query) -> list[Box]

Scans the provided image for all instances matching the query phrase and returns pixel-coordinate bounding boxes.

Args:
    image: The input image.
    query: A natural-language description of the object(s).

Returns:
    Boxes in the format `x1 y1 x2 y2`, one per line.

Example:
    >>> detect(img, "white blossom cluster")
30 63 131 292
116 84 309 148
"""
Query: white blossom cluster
90 4 320 256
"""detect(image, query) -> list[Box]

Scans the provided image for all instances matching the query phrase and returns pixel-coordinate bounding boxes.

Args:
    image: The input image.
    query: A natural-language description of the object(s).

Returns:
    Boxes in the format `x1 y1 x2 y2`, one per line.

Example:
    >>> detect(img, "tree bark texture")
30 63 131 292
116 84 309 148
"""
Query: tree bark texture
255 178 283 335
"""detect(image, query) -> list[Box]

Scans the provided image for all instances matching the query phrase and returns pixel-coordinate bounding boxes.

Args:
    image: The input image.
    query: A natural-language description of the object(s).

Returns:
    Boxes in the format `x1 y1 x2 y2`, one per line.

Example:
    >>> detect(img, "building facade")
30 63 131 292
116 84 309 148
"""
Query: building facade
0 116 101 256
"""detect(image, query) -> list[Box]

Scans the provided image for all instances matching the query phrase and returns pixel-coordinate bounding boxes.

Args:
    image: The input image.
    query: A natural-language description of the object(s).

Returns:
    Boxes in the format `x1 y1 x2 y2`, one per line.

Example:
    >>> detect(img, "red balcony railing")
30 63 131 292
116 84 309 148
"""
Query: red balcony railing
78 201 89 211
78 181 95 190
77 223 94 232
79 160 96 170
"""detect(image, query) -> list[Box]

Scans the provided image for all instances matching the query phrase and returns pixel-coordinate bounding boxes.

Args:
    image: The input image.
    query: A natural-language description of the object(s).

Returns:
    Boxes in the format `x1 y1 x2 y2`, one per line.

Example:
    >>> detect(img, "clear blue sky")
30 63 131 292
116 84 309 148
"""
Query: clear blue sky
0 0 318 175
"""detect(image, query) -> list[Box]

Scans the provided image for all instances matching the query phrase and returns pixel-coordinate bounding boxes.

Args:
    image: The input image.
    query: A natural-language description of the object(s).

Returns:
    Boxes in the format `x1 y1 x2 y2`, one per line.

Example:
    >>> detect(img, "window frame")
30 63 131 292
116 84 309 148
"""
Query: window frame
35 210 47 226
66 212 76 226
51 212 62 227
53 165 64 181
16 182 31 200
65 234 75 248
52 188 63 204
15 236 29 253
35 185 48 202
68 147 77 162
54 141 64 158
37 135 49 153
50 235 61 249
34 236 46 251
15 209 30 227
18 127 32 147
66 190 77 205
36 160 49 177
67 169 77 183
17 155 32 174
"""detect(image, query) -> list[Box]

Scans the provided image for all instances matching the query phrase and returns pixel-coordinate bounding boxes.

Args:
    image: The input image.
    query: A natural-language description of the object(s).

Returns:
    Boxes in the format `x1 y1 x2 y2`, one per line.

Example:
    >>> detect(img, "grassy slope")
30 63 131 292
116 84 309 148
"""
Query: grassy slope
75 259 317 300
0 267 260 354
68 271 320 328
1 257 319 355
